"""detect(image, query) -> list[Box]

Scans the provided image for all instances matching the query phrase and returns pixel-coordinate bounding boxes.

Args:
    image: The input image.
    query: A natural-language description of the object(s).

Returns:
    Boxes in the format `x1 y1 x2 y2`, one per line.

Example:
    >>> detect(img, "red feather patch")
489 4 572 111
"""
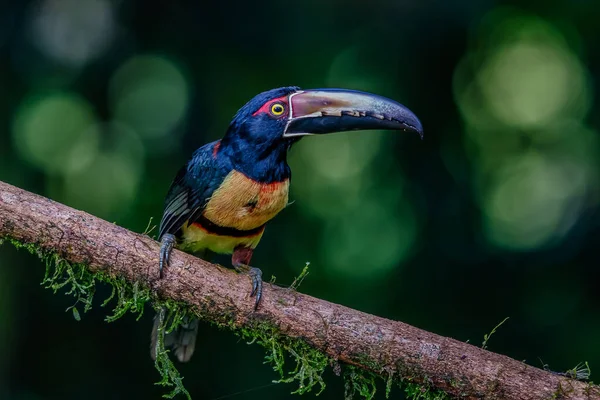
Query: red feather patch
252 95 289 117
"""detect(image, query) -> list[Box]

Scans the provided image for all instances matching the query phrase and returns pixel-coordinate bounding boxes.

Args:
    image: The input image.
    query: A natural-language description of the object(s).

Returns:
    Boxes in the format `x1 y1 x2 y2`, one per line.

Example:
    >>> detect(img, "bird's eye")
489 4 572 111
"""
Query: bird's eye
270 103 285 116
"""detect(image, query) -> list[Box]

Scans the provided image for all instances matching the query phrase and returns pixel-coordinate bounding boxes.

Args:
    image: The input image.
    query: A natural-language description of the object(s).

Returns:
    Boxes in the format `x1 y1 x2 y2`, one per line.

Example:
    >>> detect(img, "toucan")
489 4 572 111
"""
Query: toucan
151 86 423 362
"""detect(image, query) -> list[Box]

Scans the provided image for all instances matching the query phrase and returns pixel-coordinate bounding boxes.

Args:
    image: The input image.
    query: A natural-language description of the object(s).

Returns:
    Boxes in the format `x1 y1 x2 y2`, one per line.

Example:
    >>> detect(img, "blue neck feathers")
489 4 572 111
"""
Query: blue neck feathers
220 132 293 183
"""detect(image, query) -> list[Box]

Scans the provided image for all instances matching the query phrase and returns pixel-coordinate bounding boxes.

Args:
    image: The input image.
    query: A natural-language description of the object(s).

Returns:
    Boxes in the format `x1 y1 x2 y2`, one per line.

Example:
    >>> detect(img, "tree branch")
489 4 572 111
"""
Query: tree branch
0 179 597 400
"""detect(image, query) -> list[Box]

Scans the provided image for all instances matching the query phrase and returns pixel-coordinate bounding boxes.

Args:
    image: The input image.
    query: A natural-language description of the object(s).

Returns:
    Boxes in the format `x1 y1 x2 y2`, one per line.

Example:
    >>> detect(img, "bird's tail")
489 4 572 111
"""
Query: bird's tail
150 307 199 363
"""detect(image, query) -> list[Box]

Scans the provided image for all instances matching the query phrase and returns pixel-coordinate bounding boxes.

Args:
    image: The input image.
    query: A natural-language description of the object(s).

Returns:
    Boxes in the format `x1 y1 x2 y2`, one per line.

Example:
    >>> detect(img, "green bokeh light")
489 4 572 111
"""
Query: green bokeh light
453 8 598 251
479 41 589 130
321 190 417 279
1 1 600 398
290 132 389 219
109 54 190 140
30 0 116 68
47 123 145 218
326 45 399 95
289 132 417 277
12 92 100 175
482 151 588 249
455 11 591 132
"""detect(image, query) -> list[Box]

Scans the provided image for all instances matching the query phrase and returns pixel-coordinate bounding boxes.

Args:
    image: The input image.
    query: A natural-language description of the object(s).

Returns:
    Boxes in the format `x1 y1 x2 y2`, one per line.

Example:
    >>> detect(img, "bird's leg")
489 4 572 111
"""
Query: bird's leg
159 233 176 278
232 246 262 310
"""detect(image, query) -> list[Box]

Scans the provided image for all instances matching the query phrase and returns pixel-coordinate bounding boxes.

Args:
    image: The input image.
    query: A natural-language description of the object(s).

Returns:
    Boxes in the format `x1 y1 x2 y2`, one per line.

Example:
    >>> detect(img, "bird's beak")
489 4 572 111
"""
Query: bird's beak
283 88 423 138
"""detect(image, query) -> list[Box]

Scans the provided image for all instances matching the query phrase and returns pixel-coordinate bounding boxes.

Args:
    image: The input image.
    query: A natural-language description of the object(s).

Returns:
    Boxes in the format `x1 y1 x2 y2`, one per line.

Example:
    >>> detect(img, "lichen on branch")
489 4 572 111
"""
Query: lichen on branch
1 180 598 400
2 236 337 399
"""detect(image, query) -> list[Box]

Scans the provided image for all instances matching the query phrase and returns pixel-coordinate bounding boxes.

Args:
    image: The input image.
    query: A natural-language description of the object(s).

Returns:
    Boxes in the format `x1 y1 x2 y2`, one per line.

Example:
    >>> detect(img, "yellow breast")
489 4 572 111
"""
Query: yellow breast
179 223 264 254
202 170 290 231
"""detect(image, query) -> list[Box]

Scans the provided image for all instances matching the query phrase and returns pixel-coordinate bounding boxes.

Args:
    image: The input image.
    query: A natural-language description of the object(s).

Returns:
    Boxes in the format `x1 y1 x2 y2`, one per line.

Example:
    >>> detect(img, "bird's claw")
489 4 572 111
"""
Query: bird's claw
235 264 263 310
159 234 176 278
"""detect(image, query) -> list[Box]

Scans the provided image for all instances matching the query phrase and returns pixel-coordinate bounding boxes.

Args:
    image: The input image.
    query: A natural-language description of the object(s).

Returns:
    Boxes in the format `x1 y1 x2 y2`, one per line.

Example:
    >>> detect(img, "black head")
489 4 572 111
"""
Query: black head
220 86 423 181
224 86 422 147
223 86 301 152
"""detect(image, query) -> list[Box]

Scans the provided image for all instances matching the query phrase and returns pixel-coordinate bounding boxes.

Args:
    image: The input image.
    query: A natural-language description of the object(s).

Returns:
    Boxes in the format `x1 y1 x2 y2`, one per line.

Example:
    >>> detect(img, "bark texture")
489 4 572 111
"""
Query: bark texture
0 179 597 400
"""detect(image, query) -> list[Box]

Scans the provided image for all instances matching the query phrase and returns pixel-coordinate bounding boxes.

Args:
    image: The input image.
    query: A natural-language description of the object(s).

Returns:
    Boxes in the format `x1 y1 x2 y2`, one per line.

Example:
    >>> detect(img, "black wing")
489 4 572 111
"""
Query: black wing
158 142 226 240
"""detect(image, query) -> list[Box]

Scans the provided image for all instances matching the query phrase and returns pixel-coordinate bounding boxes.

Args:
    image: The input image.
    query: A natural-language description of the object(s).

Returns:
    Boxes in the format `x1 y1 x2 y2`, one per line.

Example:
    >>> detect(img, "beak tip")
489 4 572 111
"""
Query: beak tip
417 126 424 140
405 117 423 139
412 128 424 140
391 101 422 139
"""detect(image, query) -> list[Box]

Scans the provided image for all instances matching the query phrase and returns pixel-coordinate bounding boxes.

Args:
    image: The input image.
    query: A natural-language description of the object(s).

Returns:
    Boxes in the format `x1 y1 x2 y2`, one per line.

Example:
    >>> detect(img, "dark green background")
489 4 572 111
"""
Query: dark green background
1 0 599 399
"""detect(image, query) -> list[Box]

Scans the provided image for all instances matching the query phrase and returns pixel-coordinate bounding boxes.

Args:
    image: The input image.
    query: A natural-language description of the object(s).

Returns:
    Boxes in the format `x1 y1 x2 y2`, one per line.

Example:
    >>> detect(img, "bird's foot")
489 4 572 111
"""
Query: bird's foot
234 264 263 310
159 233 176 278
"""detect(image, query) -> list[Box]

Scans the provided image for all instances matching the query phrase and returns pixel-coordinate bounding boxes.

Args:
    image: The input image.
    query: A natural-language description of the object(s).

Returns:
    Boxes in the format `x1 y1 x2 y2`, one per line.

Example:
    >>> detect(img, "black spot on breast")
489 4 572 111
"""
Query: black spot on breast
245 199 258 210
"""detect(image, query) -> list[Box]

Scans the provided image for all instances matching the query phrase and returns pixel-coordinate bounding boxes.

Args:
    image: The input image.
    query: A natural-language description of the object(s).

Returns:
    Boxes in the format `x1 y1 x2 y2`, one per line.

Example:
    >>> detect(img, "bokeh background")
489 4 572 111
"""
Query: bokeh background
1 0 599 399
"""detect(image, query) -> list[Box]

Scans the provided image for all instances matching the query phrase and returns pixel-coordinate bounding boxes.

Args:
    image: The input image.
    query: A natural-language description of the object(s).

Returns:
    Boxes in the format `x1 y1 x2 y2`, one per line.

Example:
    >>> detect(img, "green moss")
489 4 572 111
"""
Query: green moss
563 362 591 381
344 366 377 400
41 252 97 318
543 360 594 382
152 304 192 400
341 364 452 400
289 263 310 291
103 278 151 322
1 236 452 400
403 381 451 400
237 323 329 395
2 238 185 396
481 317 510 350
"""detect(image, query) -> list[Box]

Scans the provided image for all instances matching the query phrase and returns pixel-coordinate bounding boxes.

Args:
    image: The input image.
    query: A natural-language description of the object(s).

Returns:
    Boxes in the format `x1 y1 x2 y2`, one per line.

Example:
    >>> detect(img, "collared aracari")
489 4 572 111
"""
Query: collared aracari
151 86 423 362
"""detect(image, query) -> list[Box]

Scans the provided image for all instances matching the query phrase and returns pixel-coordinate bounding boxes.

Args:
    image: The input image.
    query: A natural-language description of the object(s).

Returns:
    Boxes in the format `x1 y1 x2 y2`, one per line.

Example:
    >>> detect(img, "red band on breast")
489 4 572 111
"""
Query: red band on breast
259 181 287 193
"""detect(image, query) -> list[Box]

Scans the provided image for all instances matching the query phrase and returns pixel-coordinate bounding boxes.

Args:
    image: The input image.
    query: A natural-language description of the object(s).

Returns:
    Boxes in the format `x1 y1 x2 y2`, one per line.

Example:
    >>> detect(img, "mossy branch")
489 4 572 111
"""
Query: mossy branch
0 179 598 400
